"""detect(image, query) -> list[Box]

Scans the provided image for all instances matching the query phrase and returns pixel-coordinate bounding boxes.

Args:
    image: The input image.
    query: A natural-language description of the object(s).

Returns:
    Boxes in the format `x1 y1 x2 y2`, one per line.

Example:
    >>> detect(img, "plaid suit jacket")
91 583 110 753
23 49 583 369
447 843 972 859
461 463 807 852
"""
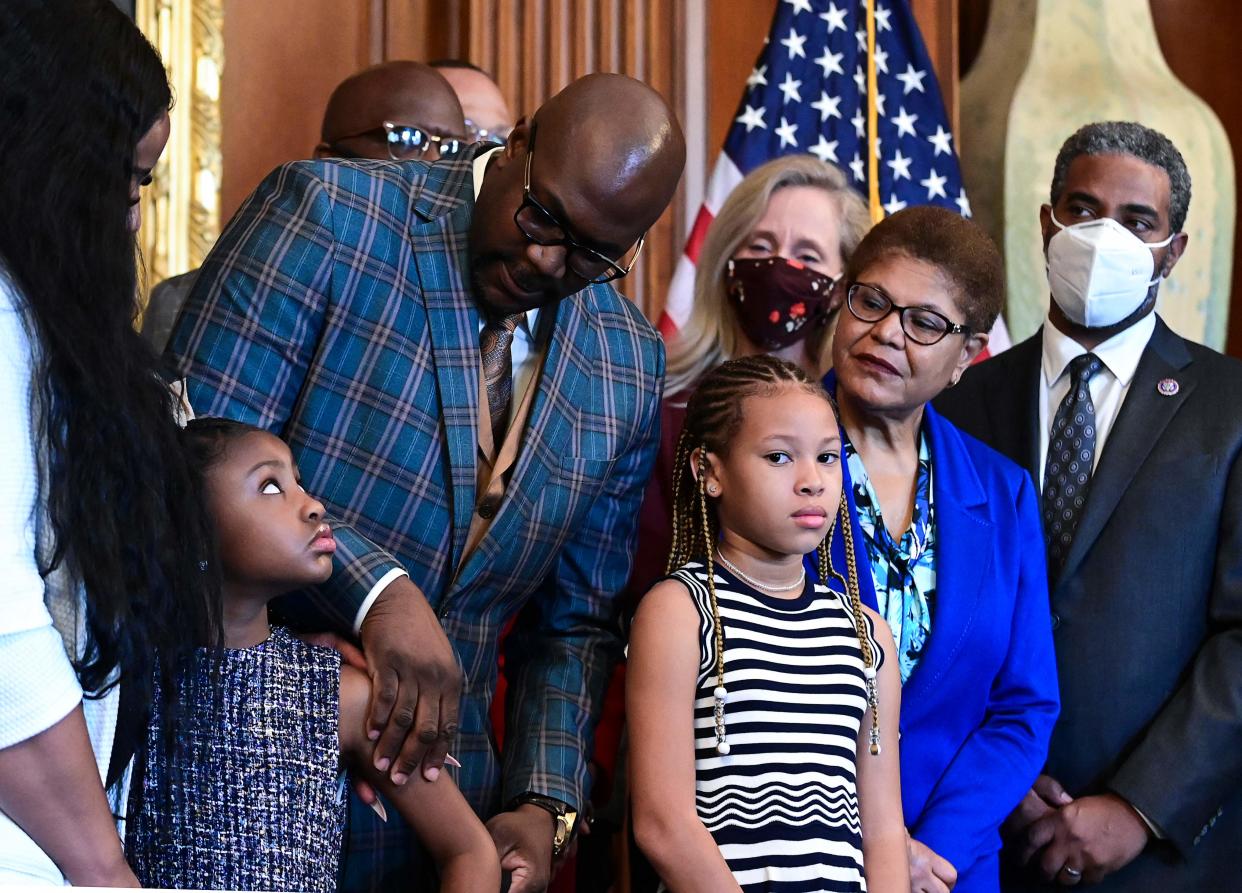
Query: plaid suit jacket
169 152 665 817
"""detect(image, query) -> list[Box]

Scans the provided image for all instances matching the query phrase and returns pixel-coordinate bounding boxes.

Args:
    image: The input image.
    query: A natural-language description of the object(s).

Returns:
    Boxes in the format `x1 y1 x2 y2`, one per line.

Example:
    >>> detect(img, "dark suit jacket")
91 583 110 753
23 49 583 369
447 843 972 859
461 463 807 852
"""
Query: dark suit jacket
935 318 1242 892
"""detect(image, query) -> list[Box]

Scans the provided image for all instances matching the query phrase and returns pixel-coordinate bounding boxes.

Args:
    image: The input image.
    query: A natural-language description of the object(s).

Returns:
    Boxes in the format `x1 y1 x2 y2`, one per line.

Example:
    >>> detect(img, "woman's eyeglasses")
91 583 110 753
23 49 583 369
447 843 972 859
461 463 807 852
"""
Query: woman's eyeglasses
846 282 971 346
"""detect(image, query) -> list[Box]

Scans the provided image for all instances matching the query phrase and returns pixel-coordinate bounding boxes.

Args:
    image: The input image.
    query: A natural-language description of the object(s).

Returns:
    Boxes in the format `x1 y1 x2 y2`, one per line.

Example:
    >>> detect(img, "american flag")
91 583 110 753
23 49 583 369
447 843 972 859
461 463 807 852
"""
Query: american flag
663 0 1010 355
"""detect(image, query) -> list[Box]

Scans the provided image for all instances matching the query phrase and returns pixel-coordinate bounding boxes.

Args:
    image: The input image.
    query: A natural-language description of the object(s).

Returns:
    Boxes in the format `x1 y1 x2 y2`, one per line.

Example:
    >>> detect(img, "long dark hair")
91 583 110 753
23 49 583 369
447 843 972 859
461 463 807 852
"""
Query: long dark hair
0 1 220 708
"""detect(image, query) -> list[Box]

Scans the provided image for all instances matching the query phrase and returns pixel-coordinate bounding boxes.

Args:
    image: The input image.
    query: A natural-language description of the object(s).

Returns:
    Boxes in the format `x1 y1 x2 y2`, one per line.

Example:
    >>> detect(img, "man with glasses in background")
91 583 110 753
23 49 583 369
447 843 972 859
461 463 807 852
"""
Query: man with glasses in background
315 60 468 163
169 73 685 893
432 58 515 147
142 60 467 353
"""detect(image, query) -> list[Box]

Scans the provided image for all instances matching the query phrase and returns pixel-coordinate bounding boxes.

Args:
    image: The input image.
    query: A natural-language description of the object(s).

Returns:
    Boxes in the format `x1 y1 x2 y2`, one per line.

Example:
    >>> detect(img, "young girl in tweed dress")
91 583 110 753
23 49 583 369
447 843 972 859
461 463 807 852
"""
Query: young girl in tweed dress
628 356 907 892
125 418 498 892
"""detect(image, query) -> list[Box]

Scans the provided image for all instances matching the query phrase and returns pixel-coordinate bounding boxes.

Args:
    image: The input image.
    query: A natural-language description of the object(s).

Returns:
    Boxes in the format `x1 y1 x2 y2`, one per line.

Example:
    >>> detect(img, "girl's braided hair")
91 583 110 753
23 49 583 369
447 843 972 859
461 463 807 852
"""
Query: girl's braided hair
666 355 881 756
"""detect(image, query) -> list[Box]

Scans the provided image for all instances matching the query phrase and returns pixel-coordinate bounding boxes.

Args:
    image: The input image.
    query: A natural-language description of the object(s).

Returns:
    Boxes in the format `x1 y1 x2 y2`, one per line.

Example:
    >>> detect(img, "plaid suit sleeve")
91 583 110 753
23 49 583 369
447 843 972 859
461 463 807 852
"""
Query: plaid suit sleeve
500 325 666 810
169 161 405 632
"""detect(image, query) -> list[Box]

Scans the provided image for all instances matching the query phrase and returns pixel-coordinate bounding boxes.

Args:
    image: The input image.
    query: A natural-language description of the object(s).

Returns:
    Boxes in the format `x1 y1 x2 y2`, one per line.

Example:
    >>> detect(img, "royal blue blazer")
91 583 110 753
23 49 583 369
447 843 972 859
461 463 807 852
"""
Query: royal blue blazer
815 376 1060 891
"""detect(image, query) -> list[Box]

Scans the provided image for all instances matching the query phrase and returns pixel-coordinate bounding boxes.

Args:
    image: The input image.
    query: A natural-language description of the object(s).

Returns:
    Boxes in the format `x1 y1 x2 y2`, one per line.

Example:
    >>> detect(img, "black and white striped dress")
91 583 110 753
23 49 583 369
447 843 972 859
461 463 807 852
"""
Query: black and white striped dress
668 561 883 893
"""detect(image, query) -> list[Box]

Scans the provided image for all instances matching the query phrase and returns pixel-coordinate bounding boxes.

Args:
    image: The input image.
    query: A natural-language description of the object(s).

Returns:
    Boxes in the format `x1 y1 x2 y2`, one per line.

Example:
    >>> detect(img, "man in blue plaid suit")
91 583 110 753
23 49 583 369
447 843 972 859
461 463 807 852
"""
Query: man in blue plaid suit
169 74 685 891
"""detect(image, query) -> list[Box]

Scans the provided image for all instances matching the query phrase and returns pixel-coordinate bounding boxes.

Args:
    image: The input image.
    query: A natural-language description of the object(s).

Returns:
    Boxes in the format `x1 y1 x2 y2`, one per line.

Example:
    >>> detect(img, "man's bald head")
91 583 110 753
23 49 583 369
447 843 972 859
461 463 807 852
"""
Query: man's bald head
317 61 466 161
532 74 685 232
469 73 686 315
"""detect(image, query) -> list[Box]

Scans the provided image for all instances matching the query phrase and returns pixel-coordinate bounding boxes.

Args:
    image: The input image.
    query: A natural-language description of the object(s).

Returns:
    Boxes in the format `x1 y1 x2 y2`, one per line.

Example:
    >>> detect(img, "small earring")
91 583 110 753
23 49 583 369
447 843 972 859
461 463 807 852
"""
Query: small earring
707 484 719 496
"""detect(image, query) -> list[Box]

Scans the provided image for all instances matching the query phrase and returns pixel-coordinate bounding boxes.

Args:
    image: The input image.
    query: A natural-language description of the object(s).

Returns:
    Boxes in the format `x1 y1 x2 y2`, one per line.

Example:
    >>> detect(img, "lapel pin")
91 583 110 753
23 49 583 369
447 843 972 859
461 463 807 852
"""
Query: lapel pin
1157 378 1180 397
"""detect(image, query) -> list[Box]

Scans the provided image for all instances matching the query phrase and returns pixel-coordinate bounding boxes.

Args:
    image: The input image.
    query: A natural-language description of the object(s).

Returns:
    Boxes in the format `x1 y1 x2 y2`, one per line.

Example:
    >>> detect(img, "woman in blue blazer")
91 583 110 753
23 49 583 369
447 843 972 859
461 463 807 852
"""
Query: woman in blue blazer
818 207 1058 892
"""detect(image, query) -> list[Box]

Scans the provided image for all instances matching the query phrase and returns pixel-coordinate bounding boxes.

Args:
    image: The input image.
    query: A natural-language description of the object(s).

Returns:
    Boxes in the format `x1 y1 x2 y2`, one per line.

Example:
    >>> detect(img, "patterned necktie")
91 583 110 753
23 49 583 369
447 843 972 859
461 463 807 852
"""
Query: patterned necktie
1042 352 1104 579
480 314 523 448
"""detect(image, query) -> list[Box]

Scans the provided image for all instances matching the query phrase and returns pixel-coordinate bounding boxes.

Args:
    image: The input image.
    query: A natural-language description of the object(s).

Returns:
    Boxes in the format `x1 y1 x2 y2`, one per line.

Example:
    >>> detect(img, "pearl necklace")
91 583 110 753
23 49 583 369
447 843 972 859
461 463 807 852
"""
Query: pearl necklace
715 551 805 593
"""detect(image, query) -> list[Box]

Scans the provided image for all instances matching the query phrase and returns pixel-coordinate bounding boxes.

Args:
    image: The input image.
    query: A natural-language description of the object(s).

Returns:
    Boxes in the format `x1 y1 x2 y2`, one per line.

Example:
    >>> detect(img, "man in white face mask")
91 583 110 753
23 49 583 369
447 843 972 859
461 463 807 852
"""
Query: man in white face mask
937 121 1242 893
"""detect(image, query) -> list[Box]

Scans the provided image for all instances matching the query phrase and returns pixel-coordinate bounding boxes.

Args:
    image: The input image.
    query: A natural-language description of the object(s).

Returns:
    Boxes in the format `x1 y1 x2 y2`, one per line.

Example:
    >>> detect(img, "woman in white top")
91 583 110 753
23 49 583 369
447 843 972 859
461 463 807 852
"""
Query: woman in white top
0 0 221 883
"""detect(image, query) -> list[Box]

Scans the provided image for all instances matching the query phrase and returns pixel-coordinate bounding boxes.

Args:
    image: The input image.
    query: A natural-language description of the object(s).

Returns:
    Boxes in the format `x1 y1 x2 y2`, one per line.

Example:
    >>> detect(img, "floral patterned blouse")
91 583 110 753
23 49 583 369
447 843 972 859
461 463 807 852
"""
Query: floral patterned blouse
845 432 936 685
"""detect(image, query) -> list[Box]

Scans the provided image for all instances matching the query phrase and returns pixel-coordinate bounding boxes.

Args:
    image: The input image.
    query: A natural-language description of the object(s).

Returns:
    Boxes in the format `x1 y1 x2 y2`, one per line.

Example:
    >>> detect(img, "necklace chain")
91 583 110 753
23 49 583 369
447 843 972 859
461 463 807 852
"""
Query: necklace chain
715 550 805 593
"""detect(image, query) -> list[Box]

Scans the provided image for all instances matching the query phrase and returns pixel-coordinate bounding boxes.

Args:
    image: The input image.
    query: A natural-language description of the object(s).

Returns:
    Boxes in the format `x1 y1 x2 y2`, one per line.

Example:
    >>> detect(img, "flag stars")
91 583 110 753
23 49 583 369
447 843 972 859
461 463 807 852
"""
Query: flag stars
892 106 919 138
928 125 954 156
874 47 889 74
815 47 844 77
811 91 842 121
781 28 808 59
746 64 768 89
896 63 927 95
884 194 908 215
956 188 973 217
856 29 867 52
921 168 948 200
736 104 767 132
785 0 813 14
779 72 803 104
887 149 913 180
810 135 839 163
821 1 848 32
850 152 866 182
875 5 893 31
852 109 866 139
854 67 866 92
775 115 800 148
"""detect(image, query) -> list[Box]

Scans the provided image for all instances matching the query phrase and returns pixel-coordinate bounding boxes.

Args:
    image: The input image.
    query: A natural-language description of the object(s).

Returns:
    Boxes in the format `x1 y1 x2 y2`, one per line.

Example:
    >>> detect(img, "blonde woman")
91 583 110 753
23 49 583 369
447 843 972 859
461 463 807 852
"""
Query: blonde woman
630 155 871 600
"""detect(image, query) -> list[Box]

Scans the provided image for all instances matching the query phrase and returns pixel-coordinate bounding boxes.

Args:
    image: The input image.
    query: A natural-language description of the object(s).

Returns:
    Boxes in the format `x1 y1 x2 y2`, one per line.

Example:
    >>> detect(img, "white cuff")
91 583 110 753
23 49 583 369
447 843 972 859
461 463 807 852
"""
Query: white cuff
353 568 409 634
1129 802 1166 840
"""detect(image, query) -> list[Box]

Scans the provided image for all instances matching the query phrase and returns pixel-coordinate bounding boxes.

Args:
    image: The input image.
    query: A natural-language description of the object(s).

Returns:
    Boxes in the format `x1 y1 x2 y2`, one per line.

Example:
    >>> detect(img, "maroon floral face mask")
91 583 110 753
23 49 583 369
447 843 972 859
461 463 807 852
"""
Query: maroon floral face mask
725 256 835 350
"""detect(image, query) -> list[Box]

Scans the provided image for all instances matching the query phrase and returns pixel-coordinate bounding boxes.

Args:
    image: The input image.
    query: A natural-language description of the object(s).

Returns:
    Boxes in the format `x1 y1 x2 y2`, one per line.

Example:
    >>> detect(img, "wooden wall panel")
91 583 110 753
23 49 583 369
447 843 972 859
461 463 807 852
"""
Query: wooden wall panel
219 0 375 220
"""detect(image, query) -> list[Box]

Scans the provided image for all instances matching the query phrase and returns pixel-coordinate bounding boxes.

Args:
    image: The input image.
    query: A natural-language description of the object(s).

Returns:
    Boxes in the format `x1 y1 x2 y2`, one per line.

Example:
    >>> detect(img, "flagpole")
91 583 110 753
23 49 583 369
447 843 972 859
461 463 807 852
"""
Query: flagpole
865 0 883 222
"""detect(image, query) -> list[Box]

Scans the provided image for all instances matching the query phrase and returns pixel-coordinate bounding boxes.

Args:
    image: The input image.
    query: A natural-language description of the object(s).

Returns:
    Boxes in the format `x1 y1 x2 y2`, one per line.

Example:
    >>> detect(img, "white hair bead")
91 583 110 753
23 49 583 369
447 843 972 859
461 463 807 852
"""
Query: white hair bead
713 685 728 702
716 740 731 756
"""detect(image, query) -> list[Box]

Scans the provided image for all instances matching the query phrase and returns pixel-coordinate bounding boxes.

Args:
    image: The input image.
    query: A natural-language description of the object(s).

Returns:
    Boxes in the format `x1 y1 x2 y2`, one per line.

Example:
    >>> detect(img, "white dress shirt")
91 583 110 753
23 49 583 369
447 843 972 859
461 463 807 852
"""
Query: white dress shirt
354 148 540 630
1037 312 1157 487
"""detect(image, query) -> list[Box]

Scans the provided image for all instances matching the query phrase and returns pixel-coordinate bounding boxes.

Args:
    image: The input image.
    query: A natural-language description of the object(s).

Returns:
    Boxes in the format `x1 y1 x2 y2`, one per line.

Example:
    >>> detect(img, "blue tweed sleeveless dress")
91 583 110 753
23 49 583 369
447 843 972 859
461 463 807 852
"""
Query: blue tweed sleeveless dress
126 626 347 892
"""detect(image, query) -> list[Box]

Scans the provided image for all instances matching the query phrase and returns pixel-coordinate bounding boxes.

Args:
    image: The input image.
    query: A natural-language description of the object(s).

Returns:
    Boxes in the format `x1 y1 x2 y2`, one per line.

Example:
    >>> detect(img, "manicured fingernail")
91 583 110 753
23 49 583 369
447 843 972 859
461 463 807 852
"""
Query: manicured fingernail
391 771 409 785
445 754 462 768
369 799 388 823
375 757 390 772
424 767 440 783
368 729 380 741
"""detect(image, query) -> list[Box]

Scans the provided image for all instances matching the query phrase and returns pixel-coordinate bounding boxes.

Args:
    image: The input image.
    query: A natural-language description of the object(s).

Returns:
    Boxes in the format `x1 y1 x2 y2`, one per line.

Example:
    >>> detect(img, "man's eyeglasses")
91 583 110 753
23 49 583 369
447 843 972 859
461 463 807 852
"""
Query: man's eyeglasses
331 121 465 161
465 118 511 146
513 129 644 284
846 282 972 346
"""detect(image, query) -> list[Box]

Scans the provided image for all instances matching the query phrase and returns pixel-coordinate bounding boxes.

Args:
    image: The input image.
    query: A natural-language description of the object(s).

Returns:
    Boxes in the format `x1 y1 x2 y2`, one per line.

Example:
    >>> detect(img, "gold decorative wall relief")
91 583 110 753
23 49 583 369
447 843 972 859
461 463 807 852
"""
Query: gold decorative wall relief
135 0 224 294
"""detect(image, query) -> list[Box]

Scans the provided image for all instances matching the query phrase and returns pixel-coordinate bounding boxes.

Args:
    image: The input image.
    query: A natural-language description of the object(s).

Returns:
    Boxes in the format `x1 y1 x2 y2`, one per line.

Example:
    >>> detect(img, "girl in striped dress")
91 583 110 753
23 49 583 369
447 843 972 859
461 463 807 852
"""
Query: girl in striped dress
629 355 907 893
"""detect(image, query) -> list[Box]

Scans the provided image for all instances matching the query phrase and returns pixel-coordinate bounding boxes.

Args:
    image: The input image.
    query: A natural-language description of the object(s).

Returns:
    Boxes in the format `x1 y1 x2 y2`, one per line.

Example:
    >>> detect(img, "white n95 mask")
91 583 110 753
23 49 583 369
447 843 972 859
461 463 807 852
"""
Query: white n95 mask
1045 212 1174 328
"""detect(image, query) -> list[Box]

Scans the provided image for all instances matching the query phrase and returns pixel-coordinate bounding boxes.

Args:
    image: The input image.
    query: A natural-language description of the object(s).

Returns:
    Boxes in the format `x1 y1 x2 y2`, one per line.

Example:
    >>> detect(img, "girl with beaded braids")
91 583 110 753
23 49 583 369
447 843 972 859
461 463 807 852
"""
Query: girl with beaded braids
628 355 907 893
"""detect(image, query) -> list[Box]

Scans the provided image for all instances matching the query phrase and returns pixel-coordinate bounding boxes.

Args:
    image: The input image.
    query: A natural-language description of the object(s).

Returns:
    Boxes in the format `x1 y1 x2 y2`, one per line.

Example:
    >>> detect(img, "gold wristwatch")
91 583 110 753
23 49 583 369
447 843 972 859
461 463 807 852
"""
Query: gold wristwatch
511 793 578 857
